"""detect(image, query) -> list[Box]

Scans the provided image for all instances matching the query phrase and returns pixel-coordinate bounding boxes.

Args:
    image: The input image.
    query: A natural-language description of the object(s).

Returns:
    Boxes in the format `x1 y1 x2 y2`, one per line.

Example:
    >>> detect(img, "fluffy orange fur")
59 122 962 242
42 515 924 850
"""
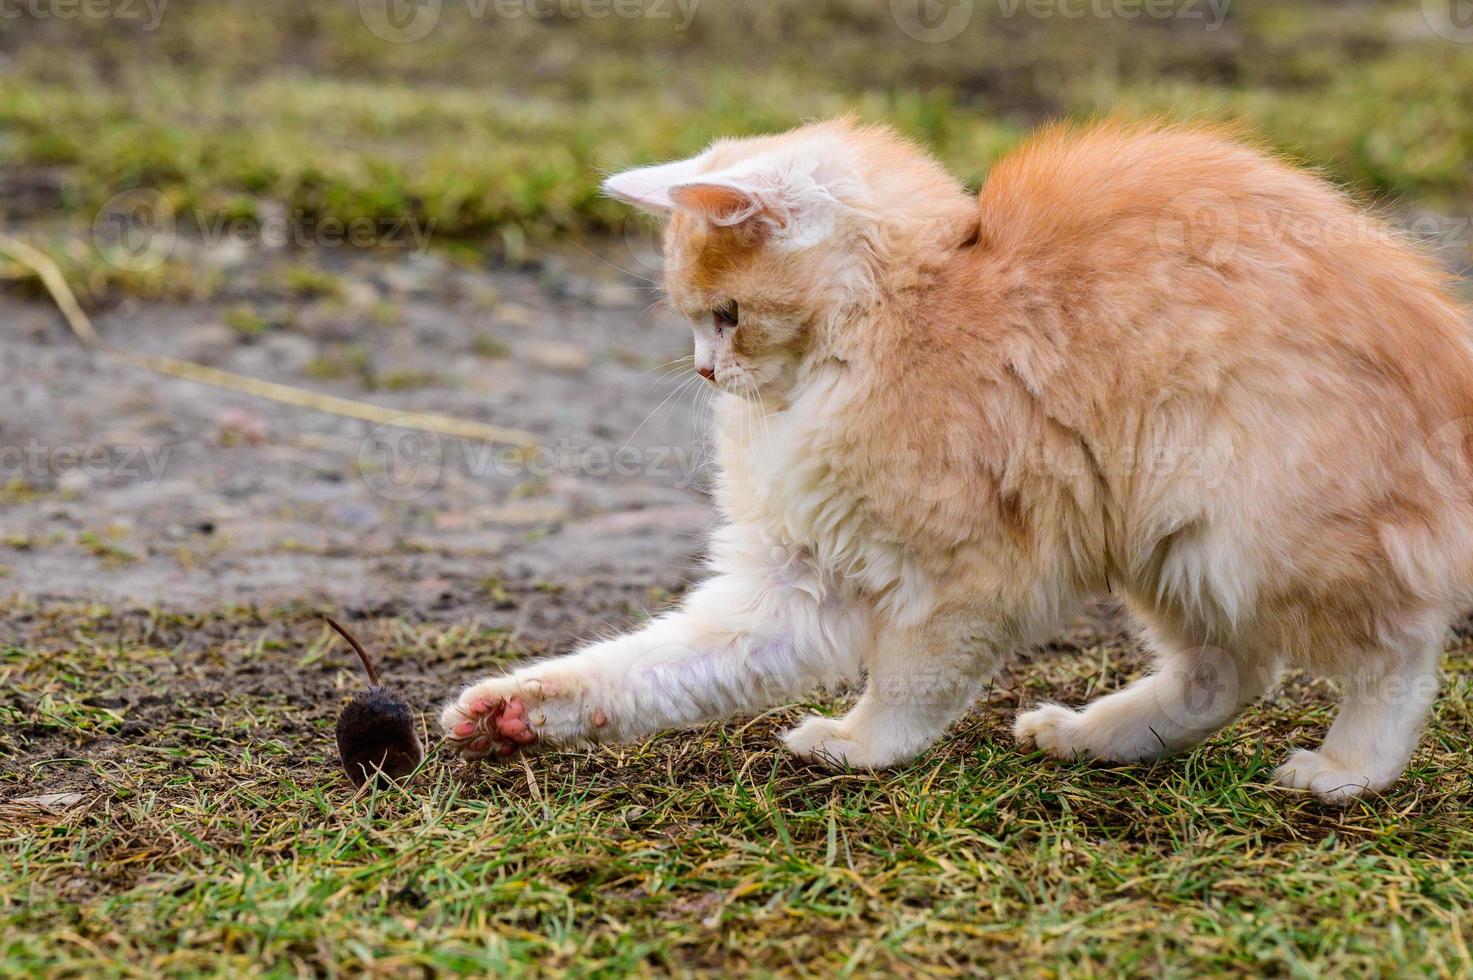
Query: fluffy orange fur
445 117 1473 803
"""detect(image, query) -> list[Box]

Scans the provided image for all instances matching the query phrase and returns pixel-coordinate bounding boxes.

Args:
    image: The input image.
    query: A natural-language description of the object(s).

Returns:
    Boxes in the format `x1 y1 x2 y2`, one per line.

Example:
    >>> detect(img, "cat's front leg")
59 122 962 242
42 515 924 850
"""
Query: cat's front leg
441 564 872 760
783 618 1000 770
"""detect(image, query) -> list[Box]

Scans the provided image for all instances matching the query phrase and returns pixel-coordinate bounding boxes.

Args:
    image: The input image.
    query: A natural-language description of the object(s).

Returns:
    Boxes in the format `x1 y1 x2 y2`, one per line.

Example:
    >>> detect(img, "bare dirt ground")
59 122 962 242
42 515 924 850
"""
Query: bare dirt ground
1 243 715 638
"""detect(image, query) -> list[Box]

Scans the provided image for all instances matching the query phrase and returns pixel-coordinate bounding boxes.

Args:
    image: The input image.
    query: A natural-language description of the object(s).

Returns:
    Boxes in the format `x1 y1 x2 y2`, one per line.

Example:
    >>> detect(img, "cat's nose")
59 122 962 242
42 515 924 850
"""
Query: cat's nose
697 365 715 382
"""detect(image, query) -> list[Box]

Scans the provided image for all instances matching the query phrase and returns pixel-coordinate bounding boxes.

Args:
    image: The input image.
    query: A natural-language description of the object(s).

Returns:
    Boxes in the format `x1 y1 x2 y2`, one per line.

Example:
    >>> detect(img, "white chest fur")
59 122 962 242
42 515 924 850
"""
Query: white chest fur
712 388 935 624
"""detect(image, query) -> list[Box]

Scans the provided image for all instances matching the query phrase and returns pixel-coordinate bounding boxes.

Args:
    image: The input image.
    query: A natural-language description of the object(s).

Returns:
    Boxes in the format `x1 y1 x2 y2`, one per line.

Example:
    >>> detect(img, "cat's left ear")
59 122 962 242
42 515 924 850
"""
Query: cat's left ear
599 155 773 225
601 155 711 215
671 163 848 248
604 154 841 243
667 174 773 229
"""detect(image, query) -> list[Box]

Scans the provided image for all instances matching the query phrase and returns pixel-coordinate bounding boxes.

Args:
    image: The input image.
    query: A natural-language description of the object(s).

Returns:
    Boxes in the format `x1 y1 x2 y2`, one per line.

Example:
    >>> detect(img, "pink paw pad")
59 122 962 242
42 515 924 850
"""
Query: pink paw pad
494 699 538 745
450 693 539 760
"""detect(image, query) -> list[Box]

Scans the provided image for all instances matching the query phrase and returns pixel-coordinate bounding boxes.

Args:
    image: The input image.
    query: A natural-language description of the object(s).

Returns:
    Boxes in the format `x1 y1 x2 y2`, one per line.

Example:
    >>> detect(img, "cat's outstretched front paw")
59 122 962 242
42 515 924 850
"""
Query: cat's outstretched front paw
440 678 541 761
441 667 608 761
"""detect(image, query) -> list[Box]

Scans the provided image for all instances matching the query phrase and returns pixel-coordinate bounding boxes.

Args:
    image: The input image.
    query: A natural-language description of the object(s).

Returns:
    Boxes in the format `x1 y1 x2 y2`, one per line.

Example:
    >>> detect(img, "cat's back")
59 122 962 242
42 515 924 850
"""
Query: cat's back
958 119 1473 427
972 120 1457 309
974 119 1357 263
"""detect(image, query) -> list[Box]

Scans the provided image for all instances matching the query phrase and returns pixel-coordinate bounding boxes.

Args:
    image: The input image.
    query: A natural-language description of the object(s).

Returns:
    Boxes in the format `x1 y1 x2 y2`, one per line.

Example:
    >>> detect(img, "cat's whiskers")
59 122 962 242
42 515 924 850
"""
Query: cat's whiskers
621 371 703 455
642 353 693 376
567 239 662 286
645 356 696 389
747 378 774 447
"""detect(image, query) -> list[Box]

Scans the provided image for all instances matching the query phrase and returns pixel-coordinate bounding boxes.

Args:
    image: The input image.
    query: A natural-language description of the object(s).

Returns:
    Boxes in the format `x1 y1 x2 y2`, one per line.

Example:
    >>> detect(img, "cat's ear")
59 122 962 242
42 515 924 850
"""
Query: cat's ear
672 157 850 246
667 176 770 228
601 156 710 215
605 153 842 243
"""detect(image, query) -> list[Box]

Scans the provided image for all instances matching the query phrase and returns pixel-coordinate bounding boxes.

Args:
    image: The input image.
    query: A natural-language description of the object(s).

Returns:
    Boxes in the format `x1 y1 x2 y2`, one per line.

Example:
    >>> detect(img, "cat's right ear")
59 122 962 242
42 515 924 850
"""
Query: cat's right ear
601 155 710 216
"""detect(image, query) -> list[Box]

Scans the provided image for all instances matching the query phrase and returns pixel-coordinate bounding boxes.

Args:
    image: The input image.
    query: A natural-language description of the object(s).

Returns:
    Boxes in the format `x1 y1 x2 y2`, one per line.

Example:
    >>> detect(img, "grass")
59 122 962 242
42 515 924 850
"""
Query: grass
2 603 1471 975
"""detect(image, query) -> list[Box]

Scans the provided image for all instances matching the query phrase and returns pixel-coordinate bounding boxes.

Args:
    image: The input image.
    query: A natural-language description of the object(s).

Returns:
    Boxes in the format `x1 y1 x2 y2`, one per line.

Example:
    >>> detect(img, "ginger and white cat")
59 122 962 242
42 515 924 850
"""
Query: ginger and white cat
442 117 1473 803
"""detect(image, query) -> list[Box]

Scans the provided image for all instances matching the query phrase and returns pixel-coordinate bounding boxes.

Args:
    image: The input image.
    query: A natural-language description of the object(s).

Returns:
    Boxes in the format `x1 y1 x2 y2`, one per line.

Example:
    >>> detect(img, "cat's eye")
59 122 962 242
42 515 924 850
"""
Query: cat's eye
713 300 739 330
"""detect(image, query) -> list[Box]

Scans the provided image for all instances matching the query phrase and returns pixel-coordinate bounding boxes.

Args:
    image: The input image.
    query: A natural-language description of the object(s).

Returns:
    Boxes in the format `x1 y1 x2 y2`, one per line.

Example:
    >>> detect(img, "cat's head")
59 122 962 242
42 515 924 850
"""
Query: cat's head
603 118 973 399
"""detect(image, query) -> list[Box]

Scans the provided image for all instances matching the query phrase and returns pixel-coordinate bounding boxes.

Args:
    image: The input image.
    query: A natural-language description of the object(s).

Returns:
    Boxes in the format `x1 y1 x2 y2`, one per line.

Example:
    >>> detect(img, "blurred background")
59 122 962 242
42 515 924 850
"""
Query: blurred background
1 0 1471 622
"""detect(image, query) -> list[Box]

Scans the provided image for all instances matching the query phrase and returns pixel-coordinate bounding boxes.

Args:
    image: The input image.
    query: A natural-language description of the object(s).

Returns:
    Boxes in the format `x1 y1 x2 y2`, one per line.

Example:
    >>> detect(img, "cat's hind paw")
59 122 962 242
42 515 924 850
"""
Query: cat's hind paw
1012 703 1089 760
1274 749 1376 805
782 715 909 770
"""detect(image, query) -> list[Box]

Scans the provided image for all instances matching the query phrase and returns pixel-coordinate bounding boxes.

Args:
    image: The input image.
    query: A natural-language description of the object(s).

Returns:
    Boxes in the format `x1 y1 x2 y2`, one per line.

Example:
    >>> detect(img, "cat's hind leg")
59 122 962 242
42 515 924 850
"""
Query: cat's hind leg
1014 634 1276 764
1275 634 1441 804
